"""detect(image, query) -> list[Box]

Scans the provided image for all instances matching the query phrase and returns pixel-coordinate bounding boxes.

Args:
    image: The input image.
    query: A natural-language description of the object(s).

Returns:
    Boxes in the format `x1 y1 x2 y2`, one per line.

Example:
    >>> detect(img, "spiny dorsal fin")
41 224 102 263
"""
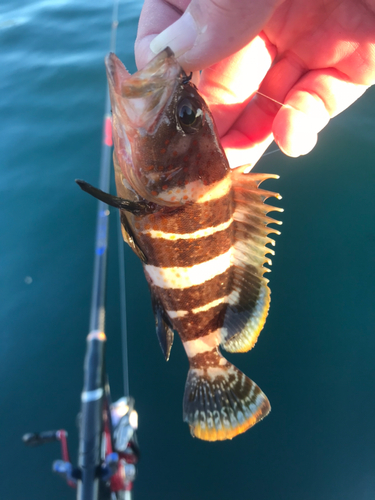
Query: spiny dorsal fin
221 170 283 353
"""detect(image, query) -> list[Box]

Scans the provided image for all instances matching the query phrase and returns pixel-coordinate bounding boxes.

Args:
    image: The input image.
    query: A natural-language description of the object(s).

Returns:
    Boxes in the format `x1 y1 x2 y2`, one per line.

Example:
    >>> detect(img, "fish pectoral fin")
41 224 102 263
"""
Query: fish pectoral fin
183 349 270 441
221 170 283 353
75 179 155 215
150 287 174 361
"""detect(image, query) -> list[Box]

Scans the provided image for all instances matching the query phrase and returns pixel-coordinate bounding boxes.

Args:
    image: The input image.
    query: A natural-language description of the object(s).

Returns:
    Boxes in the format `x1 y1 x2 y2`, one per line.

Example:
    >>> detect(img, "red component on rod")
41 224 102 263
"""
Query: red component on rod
104 116 113 146
57 430 70 463
56 430 76 489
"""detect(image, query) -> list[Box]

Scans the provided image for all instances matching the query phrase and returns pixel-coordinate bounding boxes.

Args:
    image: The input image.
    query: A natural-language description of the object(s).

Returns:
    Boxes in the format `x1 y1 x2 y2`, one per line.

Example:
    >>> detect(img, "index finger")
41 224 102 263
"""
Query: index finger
199 34 276 138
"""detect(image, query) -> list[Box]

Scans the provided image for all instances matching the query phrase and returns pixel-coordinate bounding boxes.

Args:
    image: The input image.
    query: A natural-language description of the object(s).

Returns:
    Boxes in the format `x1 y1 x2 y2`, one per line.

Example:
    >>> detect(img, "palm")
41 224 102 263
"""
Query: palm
201 0 375 163
265 0 375 85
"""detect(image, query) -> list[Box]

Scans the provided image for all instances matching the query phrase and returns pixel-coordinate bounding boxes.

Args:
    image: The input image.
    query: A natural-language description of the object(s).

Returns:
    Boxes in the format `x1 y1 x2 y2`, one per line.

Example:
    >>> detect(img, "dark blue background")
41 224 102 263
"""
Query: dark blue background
1 1 374 499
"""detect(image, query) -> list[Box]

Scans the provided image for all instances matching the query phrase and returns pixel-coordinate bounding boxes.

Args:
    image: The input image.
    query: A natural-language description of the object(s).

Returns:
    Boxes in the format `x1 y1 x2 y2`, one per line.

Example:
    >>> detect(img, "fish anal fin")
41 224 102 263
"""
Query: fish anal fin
183 349 270 441
149 287 174 361
221 170 282 353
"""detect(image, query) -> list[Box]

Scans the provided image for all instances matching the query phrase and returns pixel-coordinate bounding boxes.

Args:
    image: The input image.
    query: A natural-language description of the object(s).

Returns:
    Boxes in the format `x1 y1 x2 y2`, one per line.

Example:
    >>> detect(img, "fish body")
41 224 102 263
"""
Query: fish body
79 49 282 441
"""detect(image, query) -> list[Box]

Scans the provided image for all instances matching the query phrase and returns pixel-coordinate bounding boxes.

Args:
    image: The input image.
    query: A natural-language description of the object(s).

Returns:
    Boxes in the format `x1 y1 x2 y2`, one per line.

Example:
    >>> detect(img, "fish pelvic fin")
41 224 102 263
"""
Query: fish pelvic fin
183 348 270 441
149 285 174 361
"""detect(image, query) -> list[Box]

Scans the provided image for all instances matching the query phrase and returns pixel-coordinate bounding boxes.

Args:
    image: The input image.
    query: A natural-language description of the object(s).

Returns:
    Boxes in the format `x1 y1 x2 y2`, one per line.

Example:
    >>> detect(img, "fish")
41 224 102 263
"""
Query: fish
76 48 282 441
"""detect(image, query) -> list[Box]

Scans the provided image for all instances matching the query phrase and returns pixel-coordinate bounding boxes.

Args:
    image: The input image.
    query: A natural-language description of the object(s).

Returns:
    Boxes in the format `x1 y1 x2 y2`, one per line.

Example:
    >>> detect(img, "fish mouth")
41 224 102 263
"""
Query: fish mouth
105 49 184 205
105 49 181 133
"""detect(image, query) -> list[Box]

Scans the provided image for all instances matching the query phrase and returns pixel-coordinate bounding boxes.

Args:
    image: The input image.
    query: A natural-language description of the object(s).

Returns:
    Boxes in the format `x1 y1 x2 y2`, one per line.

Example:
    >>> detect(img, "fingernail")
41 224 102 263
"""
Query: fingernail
150 11 198 58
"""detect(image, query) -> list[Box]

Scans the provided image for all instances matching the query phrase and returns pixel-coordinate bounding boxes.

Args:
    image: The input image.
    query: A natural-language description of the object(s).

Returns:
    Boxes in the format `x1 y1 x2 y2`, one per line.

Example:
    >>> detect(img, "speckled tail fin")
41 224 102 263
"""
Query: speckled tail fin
183 348 270 441
221 169 283 353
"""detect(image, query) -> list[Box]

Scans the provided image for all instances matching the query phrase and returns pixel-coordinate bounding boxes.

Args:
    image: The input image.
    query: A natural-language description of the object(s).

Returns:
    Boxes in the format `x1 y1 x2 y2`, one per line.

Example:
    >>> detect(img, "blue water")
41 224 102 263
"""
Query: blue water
1 1 375 499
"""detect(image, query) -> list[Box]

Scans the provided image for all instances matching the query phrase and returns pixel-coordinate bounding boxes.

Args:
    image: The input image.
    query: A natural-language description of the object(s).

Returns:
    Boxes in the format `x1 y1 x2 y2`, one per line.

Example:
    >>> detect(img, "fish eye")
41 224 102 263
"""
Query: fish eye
177 98 202 132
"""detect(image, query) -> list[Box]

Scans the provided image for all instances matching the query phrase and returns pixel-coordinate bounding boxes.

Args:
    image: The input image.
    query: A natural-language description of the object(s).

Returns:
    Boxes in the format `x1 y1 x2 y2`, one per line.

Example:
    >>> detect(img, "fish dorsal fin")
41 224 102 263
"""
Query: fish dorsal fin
149 286 174 361
221 170 283 353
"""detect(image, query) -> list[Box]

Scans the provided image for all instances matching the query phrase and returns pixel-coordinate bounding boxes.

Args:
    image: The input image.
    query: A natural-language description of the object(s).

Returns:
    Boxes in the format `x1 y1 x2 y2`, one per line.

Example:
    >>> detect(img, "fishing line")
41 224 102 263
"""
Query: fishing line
202 65 291 111
106 0 132 398
194 66 291 164
106 0 131 398
254 90 290 109
117 217 130 397
261 147 282 158
107 0 131 398
90 0 131 402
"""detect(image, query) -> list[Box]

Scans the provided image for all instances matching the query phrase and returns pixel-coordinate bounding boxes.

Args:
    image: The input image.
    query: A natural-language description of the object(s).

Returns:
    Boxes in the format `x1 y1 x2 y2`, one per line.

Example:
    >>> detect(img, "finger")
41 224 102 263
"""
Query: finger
221 56 306 167
135 0 190 69
273 69 369 157
140 0 281 72
223 131 275 170
199 34 276 137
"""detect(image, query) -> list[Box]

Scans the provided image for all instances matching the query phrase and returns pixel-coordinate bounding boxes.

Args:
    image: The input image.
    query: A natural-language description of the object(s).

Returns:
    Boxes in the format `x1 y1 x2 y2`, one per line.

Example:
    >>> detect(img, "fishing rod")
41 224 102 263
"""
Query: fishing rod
23 2 139 498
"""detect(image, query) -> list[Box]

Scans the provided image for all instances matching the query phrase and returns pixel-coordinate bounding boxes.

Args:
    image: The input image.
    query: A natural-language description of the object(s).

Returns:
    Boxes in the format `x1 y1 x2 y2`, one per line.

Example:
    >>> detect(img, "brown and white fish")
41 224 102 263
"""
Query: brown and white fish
77 48 282 441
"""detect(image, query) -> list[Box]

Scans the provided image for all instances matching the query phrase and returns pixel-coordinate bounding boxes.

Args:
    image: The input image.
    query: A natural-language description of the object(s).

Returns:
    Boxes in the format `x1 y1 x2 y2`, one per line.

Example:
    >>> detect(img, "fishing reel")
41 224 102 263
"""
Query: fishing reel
22 396 139 497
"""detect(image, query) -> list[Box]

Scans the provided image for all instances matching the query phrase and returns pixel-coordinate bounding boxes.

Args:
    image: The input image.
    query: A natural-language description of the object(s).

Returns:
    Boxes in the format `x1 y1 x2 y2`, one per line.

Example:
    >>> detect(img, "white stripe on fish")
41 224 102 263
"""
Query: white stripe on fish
142 218 233 240
183 330 222 357
192 296 228 314
156 176 231 204
144 248 232 289
166 310 188 318
166 296 229 319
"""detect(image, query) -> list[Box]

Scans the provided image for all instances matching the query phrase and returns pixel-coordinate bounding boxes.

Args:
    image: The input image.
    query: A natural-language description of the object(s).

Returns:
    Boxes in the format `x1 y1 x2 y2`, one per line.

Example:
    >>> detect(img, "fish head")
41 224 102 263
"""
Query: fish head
106 49 229 206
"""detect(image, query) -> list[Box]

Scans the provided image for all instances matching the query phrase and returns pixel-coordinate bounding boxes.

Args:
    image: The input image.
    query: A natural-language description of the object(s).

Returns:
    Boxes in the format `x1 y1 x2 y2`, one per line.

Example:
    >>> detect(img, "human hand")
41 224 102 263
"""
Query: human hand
135 0 375 167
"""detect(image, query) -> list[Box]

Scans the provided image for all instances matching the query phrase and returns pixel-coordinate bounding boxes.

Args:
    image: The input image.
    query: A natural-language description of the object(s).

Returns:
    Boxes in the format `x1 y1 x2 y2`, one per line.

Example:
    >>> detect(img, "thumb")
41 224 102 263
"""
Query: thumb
146 0 281 72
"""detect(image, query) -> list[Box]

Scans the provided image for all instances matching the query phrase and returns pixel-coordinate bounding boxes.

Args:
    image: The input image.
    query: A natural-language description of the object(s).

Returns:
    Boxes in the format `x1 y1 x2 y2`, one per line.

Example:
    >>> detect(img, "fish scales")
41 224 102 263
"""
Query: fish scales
77 48 282 441
135 200 233 268
150 269 232 311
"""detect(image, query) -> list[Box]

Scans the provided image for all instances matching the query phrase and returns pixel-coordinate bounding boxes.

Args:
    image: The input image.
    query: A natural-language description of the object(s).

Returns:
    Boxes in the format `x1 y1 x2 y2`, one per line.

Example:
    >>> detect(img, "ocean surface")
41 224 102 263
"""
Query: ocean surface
1 1 375 499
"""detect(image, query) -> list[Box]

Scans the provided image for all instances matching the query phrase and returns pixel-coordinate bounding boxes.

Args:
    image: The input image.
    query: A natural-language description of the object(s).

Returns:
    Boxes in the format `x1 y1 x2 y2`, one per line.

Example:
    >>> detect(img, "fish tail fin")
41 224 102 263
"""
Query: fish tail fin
183 349 270 441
